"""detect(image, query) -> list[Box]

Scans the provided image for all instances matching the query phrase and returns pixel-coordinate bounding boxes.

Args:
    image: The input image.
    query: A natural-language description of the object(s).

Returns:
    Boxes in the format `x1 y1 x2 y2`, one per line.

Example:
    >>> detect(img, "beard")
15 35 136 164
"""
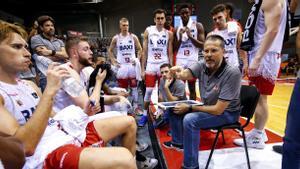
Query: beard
46 30 55 36
79 56 92 67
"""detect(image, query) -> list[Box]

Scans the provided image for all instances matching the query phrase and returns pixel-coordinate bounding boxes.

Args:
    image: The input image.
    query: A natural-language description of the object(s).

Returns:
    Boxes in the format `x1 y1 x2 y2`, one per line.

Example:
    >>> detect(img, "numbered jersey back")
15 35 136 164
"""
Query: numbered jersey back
147 26 169 64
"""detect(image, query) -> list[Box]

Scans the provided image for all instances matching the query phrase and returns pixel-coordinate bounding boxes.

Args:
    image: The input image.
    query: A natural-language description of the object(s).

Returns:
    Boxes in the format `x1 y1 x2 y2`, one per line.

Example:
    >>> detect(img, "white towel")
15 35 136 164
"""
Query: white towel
227 21 238 33
0 160 4 169
133 57 142 81
53 105 89 142
176 18 194 42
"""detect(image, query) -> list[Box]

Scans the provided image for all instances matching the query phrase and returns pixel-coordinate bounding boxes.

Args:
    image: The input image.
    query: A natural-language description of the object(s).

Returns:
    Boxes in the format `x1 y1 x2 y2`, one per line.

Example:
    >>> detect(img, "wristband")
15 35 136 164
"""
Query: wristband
189 105 193 112
51 50 56 56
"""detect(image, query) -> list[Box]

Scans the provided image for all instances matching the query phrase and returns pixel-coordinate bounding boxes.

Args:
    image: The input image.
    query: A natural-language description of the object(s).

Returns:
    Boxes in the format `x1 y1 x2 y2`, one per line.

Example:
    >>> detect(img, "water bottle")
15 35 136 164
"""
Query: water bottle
34 55 84 97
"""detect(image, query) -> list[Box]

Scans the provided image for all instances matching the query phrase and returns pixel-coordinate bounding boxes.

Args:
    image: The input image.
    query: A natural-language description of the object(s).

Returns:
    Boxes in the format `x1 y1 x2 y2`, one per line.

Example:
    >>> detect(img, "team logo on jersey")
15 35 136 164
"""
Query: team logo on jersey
128 40 132 43
119 45 133 51
31 92 38 99
225 38 236 46
162 35 166 38
157 39 166 45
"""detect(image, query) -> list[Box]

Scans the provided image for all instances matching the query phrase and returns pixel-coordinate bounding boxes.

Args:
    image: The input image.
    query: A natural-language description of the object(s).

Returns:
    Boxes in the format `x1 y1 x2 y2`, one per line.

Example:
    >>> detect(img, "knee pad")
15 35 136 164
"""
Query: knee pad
144 88 154 102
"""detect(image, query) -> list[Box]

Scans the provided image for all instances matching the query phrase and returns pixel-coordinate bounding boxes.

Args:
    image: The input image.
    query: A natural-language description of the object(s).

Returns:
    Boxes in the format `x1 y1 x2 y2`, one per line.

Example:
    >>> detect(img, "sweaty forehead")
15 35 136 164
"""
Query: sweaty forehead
180 8 190 13
4 33 27 45
120 21 128 25
213 12 225 18
78 41 90 48
155 13 165 18
204 40 222 48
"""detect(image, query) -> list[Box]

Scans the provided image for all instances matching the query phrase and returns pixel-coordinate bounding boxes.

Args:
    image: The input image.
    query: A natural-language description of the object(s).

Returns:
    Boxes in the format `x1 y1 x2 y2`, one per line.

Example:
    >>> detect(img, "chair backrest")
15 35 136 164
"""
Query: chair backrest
240 85 260 127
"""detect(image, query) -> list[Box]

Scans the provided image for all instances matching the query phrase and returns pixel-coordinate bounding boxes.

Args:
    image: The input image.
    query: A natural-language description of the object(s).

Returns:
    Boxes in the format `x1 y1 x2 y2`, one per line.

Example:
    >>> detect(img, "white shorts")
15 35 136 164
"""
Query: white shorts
116 64 136 79
248 51 281 83
176 58 198 69
145 62 168 76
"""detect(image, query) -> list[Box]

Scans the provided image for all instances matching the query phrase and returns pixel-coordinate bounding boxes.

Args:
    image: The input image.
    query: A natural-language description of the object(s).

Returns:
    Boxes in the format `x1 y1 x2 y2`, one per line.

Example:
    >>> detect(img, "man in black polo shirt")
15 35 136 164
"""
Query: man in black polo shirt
167 35 241 169
31 15 68 91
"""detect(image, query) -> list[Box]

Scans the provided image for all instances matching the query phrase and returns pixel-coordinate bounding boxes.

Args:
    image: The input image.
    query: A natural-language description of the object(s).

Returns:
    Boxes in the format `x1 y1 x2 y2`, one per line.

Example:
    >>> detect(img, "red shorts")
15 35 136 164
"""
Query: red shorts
249 76 275 95
145 73 160 88
44 121 104 169
187 78 197 83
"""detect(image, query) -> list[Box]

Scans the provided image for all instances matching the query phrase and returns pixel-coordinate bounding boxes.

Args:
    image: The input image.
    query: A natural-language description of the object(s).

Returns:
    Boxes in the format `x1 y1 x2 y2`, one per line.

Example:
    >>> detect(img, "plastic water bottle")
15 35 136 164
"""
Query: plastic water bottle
61 77 84 97
34 55 84 97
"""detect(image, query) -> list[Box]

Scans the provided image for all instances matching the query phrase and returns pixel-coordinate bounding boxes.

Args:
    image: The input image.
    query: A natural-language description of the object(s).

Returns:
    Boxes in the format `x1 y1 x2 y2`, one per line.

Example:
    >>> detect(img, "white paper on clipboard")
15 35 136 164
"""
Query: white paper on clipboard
157 100 204 110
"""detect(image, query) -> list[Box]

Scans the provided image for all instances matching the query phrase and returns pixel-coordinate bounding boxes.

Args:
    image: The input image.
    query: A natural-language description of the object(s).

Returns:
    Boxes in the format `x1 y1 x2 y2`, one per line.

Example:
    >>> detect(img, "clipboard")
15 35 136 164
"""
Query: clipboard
157 100 204 110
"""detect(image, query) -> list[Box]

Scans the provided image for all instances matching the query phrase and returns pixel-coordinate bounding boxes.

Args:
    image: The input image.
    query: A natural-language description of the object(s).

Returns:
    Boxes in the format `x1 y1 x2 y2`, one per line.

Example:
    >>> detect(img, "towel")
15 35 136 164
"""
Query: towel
176 17 194 42
53 105 89 143
132 57 142 81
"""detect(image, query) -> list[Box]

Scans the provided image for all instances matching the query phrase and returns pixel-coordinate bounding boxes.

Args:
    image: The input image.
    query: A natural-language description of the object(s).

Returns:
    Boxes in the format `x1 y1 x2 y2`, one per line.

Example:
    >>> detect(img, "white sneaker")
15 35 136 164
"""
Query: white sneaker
234 132 265 149
136 157 158 169
239 129 268 142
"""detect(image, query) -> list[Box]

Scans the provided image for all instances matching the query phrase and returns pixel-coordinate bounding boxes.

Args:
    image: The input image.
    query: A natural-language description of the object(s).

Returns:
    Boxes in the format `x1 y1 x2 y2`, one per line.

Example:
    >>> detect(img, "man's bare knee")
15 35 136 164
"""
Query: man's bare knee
80 147 136 169
126 116 137 132
113 148 137 169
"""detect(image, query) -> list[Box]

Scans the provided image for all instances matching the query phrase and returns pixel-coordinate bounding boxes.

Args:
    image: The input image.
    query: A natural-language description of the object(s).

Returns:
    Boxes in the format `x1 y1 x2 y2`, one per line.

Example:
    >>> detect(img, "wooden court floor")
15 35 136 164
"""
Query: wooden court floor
267 82 294 136
195 82 294 136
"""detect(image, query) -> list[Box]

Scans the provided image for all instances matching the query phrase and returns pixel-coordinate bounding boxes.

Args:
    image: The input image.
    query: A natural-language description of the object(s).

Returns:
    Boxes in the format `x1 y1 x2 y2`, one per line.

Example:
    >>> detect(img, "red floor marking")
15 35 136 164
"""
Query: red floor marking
150 104 282 169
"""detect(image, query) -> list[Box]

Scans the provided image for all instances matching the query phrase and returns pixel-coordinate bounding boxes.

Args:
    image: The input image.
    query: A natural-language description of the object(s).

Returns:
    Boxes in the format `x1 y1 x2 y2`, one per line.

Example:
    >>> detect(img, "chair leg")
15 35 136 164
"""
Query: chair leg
241 129 251 169
205 130 220 169
221 130 226 144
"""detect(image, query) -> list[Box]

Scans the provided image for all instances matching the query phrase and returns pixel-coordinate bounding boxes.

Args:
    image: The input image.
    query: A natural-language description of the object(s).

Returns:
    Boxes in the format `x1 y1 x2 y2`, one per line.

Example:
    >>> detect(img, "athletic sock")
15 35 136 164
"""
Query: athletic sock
143 109 147 116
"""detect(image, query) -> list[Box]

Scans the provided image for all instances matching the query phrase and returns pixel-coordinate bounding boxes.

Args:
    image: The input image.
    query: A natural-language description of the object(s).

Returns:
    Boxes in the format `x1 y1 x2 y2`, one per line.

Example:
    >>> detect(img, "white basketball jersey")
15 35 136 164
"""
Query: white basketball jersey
252 0 287 54
147 26 169 64
53 63 87 113
0 80 40 125
116 33 136 64
0 80 76 169
211 22 240 67
176 21 199 61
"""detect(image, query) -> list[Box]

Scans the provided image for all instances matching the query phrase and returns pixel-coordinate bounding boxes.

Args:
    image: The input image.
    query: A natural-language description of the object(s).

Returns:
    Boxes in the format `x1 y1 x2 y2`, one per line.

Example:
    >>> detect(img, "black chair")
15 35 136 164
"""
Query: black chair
204 85 260 169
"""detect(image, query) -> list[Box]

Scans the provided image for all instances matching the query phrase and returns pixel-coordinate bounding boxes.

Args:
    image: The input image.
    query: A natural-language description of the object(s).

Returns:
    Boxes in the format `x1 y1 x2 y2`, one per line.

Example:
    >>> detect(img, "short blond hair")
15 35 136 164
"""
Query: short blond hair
0 21 28 43
119 17 129 24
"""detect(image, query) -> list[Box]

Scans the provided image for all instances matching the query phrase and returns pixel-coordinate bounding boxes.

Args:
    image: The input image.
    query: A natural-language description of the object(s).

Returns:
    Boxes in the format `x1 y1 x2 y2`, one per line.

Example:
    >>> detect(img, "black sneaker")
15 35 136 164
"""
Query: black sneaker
163 141 183 152
273 145 283 154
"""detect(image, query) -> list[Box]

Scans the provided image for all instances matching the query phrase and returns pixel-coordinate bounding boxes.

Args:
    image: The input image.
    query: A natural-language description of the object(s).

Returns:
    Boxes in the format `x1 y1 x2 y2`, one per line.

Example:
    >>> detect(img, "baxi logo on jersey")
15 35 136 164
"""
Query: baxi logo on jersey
225 38 236 46
119 45 133 51
157 39 166 45
150 39 167 46
21 107 35 121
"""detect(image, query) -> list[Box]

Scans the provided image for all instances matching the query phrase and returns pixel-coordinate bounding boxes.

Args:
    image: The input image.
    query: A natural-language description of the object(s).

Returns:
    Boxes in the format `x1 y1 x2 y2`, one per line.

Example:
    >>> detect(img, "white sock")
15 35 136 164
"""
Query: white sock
143 109 147 116
132 87 139 104
253 128 263 135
